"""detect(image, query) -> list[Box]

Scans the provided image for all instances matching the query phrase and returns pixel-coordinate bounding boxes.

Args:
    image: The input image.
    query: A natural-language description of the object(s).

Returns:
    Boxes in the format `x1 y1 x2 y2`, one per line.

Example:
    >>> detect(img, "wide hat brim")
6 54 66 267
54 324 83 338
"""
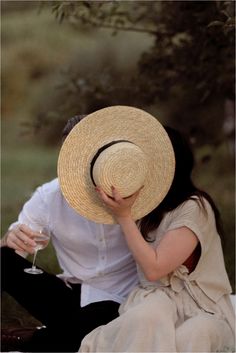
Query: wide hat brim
57 106 175 224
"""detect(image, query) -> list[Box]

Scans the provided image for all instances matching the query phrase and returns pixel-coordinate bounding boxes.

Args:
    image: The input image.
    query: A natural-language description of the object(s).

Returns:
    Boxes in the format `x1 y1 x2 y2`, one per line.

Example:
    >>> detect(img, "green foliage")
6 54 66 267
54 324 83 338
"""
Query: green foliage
50 1 159 34
4 1 234 146
137 1 235 102
50 0 235 103
41 0 235 146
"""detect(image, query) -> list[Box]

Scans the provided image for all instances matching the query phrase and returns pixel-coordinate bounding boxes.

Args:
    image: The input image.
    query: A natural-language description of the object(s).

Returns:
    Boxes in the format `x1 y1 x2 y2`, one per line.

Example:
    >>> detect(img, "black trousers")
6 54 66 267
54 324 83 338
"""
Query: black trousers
1 247 120 352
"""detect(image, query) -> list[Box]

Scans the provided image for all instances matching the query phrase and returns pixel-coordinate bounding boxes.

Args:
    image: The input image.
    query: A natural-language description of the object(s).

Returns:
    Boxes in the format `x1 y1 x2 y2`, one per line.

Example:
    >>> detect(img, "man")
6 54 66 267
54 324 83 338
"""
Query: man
1 114 139 352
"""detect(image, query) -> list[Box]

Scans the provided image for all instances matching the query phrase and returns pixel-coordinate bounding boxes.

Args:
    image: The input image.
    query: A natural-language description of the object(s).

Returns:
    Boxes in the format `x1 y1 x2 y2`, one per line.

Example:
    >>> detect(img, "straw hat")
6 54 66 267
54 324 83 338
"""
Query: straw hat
57 106 175 224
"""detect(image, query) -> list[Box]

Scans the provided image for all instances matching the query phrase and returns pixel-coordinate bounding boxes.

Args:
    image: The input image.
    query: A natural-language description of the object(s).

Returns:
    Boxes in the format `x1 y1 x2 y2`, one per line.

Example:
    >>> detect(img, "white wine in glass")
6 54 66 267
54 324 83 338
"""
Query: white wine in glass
24 225 51 275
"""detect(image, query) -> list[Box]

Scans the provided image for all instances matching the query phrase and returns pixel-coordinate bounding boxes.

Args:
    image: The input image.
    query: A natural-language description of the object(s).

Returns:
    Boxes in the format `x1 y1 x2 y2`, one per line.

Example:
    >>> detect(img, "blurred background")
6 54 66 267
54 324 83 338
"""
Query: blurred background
1 0 235 328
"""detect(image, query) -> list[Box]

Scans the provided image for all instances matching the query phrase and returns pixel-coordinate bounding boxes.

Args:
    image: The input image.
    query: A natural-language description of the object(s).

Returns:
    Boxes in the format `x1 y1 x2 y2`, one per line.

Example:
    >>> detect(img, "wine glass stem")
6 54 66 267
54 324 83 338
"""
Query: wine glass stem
32 249 38 269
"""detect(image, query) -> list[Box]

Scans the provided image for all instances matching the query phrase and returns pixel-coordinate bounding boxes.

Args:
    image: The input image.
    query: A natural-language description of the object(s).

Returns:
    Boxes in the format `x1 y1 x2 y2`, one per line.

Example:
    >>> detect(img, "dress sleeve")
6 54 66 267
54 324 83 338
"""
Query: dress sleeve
163 198 232 302
164 197 217 256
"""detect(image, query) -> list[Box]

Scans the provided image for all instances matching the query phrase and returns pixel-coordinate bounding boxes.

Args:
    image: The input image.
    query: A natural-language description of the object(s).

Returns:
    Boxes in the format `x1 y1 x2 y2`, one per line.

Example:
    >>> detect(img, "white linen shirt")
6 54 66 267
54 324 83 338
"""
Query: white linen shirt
10 178 139 307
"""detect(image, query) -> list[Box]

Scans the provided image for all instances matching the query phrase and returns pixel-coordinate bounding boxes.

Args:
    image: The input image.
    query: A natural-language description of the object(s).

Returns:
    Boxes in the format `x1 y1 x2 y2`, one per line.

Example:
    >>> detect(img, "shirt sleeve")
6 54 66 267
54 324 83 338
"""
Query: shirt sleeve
9 184 49 230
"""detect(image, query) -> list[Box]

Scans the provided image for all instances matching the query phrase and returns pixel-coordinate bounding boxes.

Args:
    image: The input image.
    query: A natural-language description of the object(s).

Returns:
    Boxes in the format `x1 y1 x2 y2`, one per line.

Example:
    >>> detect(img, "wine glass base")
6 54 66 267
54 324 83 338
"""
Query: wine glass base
24 268 43 275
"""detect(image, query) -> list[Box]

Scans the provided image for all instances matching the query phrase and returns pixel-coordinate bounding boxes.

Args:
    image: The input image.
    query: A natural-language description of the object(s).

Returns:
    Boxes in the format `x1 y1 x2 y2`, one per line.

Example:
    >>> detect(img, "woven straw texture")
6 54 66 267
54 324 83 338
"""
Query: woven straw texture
92 142 148 198
57 106 175 224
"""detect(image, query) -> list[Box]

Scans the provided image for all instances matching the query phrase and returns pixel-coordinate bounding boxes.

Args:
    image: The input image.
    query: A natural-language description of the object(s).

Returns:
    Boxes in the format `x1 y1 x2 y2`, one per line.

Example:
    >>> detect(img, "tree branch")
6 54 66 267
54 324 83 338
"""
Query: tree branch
74 14 158 36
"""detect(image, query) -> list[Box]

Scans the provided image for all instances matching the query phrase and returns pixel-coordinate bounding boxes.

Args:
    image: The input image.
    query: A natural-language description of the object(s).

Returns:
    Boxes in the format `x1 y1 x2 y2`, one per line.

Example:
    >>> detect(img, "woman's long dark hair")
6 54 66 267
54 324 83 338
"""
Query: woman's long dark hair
140 127 223 242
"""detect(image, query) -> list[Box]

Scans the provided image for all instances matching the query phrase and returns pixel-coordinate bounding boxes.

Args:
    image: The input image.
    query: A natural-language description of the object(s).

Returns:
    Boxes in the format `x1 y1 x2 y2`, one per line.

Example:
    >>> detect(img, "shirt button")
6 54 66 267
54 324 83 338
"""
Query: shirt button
101 256 105 260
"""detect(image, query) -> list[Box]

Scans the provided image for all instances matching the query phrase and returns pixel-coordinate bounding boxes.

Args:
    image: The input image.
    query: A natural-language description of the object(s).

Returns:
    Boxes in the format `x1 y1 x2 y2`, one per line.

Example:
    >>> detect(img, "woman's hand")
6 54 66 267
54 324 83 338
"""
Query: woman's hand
95 186 142 221
1 224 37 254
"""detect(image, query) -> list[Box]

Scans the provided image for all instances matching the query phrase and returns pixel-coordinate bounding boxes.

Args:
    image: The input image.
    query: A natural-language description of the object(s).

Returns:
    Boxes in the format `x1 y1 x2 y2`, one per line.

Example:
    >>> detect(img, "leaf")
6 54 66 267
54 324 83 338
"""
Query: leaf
51 4 61 14
220 10 230 19
59 12 65 24
207 20 224 28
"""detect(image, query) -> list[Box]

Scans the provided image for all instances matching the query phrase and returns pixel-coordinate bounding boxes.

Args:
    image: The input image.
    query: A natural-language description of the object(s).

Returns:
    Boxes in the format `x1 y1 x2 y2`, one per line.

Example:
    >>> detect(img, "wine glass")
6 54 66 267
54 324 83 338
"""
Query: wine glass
24 224 51 275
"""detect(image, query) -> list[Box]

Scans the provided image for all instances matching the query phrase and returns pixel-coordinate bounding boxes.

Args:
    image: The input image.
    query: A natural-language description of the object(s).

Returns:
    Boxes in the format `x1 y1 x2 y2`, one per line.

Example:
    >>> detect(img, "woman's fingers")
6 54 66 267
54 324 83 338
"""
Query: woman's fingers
113 185 142 204
97 185 142 208
128 186 143 202
96 187 117 207
95 185 143 220
111 186 122 203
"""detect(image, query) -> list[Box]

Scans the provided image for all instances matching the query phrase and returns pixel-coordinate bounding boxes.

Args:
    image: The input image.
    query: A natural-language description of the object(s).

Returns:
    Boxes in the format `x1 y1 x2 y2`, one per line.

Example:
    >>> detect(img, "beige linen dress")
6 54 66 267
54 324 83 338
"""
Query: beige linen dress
79 198 235 352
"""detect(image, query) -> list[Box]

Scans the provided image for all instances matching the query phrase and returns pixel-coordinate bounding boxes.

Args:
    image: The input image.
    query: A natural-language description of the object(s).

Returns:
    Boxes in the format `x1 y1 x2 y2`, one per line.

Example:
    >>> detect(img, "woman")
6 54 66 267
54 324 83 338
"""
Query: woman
79 127 235 352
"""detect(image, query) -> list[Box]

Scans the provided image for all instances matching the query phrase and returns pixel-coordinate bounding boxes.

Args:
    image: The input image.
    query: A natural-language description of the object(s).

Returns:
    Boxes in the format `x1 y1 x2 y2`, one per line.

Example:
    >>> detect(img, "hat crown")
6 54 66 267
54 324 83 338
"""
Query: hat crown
92 141 148 198
58 105 175 223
